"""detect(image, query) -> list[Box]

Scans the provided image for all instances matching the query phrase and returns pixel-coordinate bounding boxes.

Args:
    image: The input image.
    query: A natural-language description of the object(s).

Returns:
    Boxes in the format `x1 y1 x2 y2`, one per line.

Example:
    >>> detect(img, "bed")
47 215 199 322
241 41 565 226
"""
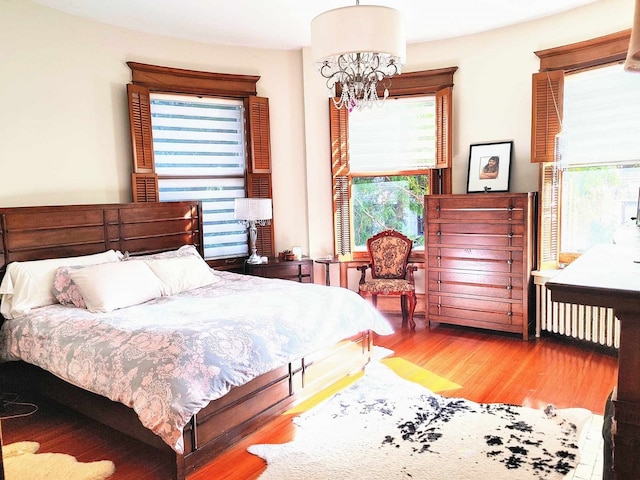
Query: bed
0 201 393 480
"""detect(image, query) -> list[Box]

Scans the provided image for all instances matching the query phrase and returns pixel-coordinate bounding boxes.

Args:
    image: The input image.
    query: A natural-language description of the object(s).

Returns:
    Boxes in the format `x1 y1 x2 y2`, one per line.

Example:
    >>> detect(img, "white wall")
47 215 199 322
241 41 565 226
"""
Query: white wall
0 0 308 255
1 0 635 283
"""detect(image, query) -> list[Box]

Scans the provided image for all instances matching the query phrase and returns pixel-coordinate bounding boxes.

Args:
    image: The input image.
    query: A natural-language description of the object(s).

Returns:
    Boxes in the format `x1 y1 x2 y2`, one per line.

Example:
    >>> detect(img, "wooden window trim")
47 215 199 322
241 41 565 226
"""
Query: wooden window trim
534 30 631 73
127 62 259 97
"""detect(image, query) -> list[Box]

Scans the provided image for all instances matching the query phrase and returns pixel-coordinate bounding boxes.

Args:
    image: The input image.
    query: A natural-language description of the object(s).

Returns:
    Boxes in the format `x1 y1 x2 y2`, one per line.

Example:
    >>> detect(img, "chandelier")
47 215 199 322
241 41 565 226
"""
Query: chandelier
311 1 406 112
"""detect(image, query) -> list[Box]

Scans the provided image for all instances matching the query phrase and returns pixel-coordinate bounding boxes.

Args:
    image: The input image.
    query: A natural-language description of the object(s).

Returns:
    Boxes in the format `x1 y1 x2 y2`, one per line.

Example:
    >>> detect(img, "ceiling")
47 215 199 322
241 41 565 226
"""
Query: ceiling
32 0 598 50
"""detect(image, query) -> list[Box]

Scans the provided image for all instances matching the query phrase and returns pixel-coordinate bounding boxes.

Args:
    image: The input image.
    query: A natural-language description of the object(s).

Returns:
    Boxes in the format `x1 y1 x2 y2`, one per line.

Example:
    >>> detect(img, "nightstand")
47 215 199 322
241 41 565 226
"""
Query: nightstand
244 257 314 283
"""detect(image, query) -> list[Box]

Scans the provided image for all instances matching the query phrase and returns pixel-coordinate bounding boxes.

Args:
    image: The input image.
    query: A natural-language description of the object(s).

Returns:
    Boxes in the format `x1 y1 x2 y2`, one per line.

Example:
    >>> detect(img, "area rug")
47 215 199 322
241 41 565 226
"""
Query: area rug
2 441 115 480
248 361 592 480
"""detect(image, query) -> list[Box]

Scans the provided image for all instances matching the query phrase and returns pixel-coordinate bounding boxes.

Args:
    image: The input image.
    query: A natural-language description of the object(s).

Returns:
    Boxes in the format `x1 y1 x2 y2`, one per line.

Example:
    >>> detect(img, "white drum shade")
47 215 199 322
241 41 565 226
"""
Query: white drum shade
311 5 406 64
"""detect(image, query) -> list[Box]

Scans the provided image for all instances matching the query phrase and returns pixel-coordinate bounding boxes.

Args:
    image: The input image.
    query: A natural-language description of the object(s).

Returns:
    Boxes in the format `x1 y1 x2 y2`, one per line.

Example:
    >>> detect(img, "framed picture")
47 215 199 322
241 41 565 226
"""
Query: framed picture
466 141 513 193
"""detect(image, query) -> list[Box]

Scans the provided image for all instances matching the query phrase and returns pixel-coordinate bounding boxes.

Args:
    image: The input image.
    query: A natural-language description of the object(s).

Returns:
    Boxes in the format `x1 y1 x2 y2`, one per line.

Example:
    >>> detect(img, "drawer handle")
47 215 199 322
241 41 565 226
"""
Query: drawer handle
508 233 514 238
506 285 513 290
436 231 441 236
508 205 514 211
507 311 513 316
436 255 441 260
507 259 513 265
437 280 441 284
436 206 441 211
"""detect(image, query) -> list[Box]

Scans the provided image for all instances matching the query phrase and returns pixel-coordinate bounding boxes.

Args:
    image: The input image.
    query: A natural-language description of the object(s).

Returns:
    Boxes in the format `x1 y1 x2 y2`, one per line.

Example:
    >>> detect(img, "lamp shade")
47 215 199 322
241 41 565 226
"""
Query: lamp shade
311 5 406 64
234 198 272 221
625 0 640 72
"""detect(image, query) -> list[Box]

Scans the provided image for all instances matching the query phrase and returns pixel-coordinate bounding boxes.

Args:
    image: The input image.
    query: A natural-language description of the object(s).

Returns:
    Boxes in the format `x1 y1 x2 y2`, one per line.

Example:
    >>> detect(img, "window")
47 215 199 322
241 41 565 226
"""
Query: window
330 68 457 258
126 62 274 267
558 64 640 255
532 31 640 267
349 97 434 249
150 94 248 259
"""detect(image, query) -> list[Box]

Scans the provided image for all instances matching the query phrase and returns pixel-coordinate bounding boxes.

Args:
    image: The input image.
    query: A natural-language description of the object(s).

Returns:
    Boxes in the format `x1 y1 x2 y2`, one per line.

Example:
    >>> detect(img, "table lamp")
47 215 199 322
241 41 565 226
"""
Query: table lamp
234 198 272 264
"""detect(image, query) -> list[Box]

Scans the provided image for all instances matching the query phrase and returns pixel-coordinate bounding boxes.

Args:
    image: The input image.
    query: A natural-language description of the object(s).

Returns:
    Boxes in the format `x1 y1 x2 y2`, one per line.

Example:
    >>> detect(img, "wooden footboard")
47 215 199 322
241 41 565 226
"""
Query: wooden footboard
3 330 373 480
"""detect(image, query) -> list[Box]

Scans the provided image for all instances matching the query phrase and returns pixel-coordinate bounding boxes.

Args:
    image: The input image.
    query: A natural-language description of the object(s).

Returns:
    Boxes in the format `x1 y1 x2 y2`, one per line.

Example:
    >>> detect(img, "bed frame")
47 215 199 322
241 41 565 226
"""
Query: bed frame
0 201 373 480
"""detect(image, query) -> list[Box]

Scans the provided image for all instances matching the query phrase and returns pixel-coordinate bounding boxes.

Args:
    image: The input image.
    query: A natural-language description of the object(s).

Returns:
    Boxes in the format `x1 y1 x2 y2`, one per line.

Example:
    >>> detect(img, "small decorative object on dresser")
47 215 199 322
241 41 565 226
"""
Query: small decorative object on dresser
466 141 513 193
424 192 537 340
245 257 314 283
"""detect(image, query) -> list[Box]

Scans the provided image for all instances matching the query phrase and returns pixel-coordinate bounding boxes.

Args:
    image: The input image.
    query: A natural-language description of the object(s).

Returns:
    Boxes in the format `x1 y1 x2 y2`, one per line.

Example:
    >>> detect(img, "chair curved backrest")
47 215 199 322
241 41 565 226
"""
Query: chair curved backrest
366 229 413 280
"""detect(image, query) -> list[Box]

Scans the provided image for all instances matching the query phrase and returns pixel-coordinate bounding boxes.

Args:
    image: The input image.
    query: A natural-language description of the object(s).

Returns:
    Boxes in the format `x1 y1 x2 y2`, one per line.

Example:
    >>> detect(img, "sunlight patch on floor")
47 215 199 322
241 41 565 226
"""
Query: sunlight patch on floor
381 357 461 392
285 371 364 415
286 356 461 415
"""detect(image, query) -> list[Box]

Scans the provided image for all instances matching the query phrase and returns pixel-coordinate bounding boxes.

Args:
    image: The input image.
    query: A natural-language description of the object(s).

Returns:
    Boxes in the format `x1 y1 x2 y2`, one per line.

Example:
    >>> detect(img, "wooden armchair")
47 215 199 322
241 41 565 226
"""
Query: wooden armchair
357 229 417 330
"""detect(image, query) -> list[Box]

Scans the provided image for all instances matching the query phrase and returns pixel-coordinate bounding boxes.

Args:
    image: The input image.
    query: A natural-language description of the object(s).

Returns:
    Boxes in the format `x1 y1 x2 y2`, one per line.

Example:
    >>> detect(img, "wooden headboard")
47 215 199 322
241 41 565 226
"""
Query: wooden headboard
0 201 203 277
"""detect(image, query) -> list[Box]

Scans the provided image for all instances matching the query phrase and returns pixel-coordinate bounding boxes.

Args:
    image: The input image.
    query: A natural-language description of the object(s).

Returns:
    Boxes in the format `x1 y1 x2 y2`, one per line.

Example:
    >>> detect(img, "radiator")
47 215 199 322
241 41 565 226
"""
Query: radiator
534 271 620 349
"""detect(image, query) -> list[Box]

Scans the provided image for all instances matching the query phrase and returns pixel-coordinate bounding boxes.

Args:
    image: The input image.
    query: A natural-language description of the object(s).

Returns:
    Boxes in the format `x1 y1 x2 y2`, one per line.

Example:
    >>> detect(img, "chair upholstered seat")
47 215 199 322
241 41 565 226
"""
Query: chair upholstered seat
357 229 417 330
359 278 415 294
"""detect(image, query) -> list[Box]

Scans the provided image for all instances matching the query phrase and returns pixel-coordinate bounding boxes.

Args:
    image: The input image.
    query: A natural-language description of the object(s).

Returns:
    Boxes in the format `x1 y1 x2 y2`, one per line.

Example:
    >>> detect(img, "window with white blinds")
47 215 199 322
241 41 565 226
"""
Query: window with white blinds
150 93 248 259
347 96 434 250
553 63 640 257
349 96 436 173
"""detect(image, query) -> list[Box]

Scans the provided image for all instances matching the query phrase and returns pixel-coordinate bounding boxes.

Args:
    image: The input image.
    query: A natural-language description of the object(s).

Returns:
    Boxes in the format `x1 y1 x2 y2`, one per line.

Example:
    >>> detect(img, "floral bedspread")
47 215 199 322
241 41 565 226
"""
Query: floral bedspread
0 271 393 453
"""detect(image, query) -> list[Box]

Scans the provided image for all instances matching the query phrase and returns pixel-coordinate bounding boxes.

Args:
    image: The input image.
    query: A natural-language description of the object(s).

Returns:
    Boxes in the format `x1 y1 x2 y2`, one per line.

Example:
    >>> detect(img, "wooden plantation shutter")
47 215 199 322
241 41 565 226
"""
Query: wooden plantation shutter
539 163 560 268
247 96 274 258
247 96 271 173
128 84 159 201
132 175 159 202
329 101 351 257
531 70 564 163
435 86 452 169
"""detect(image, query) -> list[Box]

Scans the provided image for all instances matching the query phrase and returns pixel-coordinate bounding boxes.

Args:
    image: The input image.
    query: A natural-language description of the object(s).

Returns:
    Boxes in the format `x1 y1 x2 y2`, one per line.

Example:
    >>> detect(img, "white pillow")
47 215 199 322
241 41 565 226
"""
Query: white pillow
0 250 123 319
123 244 202 261
145 255 219 296
69 261 166 313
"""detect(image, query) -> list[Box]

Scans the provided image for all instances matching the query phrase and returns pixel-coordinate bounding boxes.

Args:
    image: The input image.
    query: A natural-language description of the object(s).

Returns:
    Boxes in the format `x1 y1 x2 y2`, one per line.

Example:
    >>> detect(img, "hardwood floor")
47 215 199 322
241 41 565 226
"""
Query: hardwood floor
1 316 618 480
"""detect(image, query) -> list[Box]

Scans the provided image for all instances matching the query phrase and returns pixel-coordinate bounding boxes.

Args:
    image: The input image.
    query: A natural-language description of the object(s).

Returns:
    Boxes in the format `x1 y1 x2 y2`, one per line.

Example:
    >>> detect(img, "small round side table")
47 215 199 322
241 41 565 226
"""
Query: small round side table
314 257 340 286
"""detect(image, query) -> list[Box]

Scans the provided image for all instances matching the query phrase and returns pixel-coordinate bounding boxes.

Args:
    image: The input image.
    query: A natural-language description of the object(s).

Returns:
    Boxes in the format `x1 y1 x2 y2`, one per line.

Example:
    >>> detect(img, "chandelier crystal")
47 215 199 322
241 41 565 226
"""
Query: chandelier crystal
311 1 406 113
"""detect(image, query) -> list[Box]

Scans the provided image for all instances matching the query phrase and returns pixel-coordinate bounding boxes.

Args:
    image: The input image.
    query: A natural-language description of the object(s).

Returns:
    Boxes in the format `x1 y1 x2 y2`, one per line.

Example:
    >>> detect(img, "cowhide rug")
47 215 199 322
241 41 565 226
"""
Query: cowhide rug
248 361 593 480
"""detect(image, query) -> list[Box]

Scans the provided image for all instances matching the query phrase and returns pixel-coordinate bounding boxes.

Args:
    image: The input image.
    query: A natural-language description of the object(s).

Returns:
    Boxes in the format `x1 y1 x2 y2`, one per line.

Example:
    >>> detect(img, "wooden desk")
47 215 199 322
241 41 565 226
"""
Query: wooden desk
546 244 640 480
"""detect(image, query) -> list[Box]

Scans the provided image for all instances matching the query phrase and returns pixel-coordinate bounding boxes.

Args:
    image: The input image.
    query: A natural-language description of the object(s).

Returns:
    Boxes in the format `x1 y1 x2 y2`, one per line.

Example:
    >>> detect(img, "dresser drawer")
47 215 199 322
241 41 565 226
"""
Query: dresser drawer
427 222 526 247
426 195 528 222
427 270 523 300
428 294 524 328
427 247 523 274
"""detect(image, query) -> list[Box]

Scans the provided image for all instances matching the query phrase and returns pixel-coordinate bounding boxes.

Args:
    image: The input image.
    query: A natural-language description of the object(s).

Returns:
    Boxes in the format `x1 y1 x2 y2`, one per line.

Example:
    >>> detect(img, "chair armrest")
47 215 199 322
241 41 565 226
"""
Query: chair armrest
407 264 418 284
356 264 370 284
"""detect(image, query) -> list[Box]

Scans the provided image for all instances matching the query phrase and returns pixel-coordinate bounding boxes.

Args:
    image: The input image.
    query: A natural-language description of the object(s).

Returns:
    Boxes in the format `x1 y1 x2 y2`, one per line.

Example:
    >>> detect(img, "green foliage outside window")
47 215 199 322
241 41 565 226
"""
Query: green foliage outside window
352 175 429 249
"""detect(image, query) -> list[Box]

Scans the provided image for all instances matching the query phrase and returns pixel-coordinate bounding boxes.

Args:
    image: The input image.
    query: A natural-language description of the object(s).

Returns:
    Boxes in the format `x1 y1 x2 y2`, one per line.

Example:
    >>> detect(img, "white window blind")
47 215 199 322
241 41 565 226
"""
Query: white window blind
557 64 640 254
562 64 640 165
150 93 248 259
349 96 436 172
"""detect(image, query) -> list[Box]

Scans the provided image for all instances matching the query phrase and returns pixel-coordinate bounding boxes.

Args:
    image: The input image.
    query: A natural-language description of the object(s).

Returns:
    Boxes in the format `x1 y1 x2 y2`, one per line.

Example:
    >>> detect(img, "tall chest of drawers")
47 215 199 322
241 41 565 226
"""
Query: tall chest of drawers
424 193 537 340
